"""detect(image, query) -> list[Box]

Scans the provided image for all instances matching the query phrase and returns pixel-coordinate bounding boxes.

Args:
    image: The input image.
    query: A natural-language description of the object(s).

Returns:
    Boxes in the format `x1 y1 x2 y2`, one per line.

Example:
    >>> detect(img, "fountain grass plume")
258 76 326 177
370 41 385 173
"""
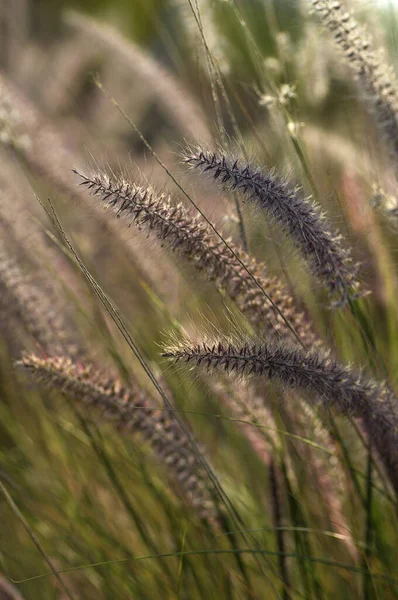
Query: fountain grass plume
74 168 318 345
17 353 220 523
163 338 398 495
184 146 360 305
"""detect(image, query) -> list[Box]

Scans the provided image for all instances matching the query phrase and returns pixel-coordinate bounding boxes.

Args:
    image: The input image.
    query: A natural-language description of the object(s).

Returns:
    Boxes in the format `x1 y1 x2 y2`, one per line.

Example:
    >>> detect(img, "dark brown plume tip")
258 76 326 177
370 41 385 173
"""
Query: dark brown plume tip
184 146 361 305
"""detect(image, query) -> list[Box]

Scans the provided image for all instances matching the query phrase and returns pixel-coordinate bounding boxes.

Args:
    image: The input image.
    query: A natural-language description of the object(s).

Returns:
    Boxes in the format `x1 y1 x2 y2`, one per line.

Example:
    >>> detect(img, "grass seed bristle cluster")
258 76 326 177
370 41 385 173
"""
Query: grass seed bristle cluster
184 147 360 304
75 168 317 345
18 354 219 523
163 340 398 494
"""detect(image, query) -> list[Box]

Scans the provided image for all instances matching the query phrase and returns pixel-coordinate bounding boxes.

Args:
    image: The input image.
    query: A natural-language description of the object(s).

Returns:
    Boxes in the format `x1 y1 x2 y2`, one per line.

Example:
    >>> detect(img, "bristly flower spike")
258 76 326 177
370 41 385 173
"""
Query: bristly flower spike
312 0 398 172
184 147 360 305
17 354 220 523
74 168 318 345
164 339 398 495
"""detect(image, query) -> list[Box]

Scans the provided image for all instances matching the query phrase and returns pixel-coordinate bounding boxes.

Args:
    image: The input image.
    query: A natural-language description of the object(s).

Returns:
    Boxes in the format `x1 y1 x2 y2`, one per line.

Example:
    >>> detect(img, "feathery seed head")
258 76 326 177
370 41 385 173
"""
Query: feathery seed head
18 353 220 523
184 146 360 304
75 168 318 345
164 338 398 493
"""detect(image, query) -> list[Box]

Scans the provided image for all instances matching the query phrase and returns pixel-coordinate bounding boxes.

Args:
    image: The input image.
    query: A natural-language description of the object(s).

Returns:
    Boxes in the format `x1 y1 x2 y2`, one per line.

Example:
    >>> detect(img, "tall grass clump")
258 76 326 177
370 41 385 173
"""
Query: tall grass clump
2 1 398 599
